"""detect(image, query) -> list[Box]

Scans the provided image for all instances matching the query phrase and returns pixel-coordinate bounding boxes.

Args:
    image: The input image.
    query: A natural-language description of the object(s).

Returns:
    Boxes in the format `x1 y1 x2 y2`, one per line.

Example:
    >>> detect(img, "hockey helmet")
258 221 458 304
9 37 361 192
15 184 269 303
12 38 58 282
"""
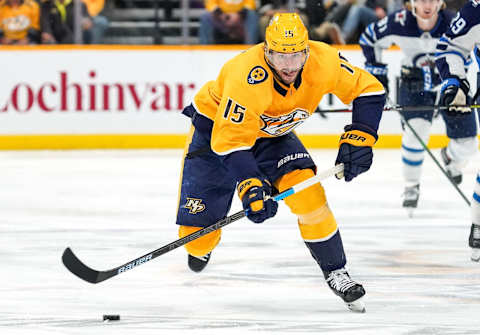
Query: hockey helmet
265 13 309 53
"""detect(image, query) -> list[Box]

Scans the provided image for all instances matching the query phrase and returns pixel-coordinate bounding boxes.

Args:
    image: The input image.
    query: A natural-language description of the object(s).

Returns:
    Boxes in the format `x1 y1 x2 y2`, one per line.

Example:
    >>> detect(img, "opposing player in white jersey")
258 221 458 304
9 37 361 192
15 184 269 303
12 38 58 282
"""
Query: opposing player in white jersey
435 0 480 261
359 0 478 214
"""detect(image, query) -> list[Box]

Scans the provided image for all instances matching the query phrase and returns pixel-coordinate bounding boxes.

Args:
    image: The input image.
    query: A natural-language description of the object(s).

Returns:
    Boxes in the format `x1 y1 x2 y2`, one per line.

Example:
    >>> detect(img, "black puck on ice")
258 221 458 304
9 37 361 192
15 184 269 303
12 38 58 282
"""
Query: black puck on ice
103 314 120 321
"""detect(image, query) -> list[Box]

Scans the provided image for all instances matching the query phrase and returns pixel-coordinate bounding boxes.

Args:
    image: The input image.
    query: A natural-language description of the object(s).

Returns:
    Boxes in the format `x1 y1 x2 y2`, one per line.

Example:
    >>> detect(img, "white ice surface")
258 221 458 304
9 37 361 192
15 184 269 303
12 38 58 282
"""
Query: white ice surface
1 149 480 334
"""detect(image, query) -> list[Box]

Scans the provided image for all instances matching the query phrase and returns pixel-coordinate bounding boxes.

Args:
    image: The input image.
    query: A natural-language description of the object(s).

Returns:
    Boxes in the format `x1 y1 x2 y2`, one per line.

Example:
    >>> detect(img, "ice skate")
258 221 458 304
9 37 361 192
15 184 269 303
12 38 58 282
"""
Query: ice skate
188 252 211 272
402 184 420 217
324 267 366 313
469 224 480 262
441 147 462 184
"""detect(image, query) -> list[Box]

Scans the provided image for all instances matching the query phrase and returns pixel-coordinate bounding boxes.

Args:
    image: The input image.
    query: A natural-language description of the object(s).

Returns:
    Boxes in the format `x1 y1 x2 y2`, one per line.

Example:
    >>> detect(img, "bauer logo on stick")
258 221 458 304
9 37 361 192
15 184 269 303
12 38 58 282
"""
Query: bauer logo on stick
117 254 152 274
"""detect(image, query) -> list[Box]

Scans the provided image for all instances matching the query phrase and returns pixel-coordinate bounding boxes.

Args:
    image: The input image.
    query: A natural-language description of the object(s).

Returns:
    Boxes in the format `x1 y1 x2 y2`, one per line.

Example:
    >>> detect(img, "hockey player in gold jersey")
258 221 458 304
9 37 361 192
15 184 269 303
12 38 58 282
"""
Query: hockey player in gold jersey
177 13 385 312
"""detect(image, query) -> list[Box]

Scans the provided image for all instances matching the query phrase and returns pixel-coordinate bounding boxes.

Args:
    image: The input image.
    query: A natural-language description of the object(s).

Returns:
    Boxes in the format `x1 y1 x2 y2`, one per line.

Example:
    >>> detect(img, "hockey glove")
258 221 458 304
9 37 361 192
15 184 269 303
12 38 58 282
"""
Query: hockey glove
440 77 471 115
237 177 278 224
365 62 389 94
335 124 377 182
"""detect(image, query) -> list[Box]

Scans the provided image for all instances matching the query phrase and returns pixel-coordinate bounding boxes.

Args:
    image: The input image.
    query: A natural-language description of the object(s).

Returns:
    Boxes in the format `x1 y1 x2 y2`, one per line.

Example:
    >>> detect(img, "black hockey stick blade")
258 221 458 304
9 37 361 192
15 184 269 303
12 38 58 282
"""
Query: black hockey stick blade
62 210 247 284
62 247 116 283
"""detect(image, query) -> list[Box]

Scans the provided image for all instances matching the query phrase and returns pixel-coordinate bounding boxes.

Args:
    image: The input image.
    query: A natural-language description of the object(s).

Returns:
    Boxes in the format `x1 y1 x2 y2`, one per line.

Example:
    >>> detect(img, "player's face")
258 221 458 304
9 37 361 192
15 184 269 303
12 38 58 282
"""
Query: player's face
413 0 441 20
267 50 308 84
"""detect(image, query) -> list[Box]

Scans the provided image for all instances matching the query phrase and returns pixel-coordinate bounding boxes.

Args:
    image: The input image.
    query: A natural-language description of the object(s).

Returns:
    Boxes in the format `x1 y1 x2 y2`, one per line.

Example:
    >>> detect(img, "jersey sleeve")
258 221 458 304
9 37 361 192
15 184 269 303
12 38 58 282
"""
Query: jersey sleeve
435 2 480 80
332 53 386 132
210 62 272 156
359 12 399 64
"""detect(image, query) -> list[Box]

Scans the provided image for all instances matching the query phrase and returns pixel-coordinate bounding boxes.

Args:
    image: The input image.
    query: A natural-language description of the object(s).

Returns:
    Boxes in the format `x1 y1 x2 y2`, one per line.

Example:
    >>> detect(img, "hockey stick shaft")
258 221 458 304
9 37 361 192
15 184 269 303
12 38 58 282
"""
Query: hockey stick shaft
62 164 344 284
317 104 480 114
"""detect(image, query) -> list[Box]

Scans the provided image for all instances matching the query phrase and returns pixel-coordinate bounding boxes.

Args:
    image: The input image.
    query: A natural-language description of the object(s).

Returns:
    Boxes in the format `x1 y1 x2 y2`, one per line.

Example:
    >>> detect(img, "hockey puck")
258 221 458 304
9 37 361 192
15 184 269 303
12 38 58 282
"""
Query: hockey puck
103 314 120 321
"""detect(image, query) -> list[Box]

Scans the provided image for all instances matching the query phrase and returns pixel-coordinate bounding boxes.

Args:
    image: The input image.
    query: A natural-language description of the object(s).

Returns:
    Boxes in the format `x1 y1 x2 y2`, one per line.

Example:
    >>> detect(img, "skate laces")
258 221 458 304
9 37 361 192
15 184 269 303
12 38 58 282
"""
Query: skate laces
326 268 357 293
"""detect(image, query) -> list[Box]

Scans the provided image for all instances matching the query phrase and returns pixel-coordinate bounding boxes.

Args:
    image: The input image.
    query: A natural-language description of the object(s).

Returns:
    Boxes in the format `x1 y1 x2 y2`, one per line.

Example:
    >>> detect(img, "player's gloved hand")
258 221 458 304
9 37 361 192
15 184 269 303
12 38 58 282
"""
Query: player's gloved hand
237 177 278 223
335 123 378 182
440 77 471 115
365 62 389 94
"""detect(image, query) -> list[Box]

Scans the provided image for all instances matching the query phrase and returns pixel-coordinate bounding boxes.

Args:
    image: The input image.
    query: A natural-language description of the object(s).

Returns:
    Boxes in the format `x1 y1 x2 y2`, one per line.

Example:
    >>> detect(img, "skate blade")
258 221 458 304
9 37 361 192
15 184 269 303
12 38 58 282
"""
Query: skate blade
406 208 414 218
471 249 480 262
346 298 366 313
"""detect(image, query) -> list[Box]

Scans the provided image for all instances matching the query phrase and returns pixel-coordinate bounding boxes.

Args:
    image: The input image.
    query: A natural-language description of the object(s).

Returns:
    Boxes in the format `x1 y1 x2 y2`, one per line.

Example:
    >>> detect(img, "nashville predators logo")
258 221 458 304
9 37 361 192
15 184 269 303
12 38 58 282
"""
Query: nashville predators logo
260 109 309 136
184 198 206 214
247 66 268 85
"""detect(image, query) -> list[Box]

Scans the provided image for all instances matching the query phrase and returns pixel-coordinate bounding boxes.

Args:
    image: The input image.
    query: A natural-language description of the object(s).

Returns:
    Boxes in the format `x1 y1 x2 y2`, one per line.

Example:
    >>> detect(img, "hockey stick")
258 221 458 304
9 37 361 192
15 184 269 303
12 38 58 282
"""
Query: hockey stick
62 164 344 284
399 113 471 206
316 104 480 114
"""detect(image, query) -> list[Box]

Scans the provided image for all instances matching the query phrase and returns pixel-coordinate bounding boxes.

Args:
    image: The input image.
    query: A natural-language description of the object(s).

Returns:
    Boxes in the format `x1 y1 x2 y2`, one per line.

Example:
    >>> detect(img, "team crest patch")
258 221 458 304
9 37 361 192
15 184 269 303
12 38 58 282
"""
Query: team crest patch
184 198 205 214
247 66 268 84
260 109 309 136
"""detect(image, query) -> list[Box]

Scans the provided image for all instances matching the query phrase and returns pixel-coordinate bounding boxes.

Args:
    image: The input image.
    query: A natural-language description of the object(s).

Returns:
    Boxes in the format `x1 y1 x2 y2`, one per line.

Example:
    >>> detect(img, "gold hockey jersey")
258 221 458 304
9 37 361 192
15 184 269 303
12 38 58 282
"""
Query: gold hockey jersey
193 41 385 155
0 0 40 40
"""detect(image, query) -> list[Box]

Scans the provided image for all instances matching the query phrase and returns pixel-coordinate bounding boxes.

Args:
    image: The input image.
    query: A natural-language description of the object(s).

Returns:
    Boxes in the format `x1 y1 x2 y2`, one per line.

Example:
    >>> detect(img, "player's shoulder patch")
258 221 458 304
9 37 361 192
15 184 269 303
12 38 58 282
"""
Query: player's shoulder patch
247 66 268 85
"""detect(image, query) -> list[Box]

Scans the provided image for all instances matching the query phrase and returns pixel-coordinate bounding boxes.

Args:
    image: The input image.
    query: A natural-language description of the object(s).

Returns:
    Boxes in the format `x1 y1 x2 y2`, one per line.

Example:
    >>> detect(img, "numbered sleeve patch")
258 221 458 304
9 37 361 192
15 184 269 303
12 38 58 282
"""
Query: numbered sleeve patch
247 66 268 84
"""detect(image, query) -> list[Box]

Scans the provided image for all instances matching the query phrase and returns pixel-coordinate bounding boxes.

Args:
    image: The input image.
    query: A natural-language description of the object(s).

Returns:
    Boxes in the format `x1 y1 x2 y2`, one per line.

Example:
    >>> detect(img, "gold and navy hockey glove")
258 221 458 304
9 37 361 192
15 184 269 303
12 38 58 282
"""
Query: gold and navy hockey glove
335 123 377 182
237 177 278 223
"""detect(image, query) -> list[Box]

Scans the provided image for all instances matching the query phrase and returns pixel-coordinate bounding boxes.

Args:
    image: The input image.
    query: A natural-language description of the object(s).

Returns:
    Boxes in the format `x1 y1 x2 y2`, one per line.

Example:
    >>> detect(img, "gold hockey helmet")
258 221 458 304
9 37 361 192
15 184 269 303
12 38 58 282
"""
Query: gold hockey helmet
265 13 309 53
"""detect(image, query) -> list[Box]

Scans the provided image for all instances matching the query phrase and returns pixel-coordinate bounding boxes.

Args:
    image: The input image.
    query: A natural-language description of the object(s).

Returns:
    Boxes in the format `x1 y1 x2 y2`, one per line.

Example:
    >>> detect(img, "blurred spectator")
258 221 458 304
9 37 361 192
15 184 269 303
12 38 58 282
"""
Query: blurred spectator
82 0 108 43
341 0 387 43
199 0 259 44
0 0 40 45
305 0 345 44
312 0 385 44
386 0 404 13
40 0 93 44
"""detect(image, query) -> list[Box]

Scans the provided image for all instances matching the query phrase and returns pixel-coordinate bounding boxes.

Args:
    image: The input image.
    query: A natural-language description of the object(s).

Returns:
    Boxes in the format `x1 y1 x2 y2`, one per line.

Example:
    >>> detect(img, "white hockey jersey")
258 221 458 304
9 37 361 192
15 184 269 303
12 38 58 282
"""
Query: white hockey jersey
435 0 480 80
360 9 454 69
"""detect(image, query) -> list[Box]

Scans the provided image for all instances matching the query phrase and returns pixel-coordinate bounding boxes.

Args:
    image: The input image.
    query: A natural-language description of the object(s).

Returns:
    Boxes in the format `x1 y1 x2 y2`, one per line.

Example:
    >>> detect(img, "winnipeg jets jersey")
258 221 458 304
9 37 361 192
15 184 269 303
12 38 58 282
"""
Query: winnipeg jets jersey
360 9 454 69
435 0 480 80
192 42 385 155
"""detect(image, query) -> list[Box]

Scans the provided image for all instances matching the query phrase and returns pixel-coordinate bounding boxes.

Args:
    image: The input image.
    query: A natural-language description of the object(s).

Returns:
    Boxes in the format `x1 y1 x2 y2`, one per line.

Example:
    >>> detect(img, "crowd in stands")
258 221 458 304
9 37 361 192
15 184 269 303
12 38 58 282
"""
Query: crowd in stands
0 0 108 44
198 0 467 45
0 0 468 45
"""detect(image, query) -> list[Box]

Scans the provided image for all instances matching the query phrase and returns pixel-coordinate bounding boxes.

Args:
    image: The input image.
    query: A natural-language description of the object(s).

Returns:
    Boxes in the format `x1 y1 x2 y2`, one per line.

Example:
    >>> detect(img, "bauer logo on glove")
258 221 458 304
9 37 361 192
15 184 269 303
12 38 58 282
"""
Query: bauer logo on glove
339 129 376 147
340 132 367 143
237 177 278 224
335 124 378 182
